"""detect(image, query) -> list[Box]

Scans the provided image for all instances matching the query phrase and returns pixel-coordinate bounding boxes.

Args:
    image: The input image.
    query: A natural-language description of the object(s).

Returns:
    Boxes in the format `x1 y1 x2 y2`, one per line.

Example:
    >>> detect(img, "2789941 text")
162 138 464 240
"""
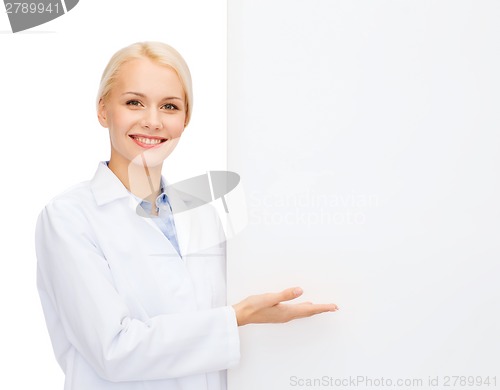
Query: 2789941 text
5 2 61 14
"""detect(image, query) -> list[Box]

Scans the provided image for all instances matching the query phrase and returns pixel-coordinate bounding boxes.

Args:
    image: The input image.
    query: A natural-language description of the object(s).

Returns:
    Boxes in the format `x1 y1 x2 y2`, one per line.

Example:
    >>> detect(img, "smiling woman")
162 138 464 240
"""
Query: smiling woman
95 43 192 202
34 41 338 390
98 57 187 202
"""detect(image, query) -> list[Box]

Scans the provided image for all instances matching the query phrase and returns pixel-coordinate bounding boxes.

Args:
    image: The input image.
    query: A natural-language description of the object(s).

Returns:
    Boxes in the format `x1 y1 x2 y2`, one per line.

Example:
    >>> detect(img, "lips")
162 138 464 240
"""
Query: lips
129 134 168 148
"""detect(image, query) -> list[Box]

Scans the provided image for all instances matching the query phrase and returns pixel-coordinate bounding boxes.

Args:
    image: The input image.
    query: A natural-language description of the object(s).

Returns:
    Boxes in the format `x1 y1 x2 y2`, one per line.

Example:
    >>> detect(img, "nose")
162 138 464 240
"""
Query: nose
140 109 163 130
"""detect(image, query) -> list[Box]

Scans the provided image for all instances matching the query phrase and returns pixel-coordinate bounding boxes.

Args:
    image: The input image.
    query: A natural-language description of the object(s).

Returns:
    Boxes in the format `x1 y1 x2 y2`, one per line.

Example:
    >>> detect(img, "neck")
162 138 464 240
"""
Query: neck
108 152 163 204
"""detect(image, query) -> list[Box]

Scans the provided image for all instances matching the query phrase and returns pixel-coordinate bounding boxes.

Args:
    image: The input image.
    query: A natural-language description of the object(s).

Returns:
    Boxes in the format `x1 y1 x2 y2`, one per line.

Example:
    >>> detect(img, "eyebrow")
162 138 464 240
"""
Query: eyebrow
122 92 183 101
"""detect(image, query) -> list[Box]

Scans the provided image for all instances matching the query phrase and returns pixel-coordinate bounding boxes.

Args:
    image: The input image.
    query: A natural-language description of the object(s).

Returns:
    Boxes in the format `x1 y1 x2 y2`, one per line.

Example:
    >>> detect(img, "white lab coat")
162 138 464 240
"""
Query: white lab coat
35 161 240 390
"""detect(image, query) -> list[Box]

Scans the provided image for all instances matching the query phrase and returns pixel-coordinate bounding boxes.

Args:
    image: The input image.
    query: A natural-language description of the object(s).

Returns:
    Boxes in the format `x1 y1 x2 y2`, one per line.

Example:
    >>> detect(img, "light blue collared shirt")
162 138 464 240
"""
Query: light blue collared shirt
105 162 182 258
133 186 182 259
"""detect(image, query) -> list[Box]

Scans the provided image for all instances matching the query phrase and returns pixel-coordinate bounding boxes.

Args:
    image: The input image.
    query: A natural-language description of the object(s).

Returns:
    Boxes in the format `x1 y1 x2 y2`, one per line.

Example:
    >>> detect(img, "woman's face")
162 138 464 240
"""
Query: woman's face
98 57 186 169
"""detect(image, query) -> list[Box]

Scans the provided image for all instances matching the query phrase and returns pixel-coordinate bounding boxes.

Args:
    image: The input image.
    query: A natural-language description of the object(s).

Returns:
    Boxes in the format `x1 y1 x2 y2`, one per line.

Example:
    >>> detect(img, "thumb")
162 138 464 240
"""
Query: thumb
267 287 303 305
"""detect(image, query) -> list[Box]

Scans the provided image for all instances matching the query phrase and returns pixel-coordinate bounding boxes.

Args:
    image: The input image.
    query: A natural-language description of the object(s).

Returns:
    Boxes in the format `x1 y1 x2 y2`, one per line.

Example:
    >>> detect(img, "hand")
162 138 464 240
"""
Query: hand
231 287 338 326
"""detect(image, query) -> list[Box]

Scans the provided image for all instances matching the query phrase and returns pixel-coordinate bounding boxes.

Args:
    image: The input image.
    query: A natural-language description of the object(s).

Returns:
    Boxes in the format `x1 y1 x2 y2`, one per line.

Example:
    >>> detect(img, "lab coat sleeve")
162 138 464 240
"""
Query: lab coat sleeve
35 198 240 382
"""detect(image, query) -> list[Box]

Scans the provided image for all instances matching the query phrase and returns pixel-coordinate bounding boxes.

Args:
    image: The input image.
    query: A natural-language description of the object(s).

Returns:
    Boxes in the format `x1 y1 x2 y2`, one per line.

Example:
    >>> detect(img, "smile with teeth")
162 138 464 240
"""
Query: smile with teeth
129 135 168 146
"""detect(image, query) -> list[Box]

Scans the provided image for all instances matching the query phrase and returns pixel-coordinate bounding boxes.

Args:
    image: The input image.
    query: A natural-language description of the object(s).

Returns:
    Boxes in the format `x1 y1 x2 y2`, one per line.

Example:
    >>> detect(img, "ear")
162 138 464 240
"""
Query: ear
97 98 109 128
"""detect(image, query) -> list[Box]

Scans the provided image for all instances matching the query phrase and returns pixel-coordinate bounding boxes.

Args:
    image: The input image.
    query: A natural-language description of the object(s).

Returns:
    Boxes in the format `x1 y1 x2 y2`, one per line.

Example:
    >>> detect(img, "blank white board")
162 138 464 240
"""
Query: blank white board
227 1 500 389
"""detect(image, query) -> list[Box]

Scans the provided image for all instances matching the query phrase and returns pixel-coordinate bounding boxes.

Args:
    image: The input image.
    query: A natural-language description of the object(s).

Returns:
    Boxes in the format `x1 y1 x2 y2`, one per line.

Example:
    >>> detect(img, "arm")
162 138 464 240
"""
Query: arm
35 199 240 382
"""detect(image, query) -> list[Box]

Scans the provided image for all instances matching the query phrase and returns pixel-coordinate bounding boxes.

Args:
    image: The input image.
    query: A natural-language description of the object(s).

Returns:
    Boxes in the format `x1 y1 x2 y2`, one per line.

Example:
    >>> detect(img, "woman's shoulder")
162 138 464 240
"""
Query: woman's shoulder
39 179 96 219
40 162 110 212
49 179 94 203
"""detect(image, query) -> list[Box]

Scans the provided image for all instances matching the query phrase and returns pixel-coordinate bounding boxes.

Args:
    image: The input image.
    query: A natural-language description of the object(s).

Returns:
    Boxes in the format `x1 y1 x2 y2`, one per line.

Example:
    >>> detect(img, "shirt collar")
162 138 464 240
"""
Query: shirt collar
130 181 173 214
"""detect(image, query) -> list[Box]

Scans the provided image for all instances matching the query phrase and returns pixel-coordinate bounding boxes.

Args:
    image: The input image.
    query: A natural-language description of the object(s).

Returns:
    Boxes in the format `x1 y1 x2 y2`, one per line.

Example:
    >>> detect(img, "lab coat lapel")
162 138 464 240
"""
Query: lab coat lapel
90 161 130 206
90 161 191 259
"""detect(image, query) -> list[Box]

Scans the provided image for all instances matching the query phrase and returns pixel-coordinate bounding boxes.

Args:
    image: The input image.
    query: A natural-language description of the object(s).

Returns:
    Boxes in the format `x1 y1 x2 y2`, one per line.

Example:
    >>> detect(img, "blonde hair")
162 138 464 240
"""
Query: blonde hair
96 41 193 126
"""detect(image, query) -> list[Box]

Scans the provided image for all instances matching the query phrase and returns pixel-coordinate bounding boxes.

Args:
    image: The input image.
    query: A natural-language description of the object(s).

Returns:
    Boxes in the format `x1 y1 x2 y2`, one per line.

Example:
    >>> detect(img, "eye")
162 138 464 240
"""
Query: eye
126 100 143 107
162 103 178 110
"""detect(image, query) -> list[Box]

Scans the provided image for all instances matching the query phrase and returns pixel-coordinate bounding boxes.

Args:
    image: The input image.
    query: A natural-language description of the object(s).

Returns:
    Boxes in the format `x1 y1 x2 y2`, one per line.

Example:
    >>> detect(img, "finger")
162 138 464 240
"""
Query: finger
298 302 338 311
308 303 338 313
290 301 338 310
289 303 339 318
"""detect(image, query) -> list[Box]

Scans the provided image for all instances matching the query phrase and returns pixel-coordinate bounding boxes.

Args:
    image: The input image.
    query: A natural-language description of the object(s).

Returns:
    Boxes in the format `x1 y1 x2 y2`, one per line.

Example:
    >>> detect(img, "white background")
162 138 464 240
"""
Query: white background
0 1 226 388
3 1 500 389
227 1 500 389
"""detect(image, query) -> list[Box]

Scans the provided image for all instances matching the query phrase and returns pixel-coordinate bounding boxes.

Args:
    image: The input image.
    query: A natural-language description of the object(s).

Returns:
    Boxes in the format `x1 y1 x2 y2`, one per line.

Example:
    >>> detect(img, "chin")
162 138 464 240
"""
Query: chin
129 140 180 168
